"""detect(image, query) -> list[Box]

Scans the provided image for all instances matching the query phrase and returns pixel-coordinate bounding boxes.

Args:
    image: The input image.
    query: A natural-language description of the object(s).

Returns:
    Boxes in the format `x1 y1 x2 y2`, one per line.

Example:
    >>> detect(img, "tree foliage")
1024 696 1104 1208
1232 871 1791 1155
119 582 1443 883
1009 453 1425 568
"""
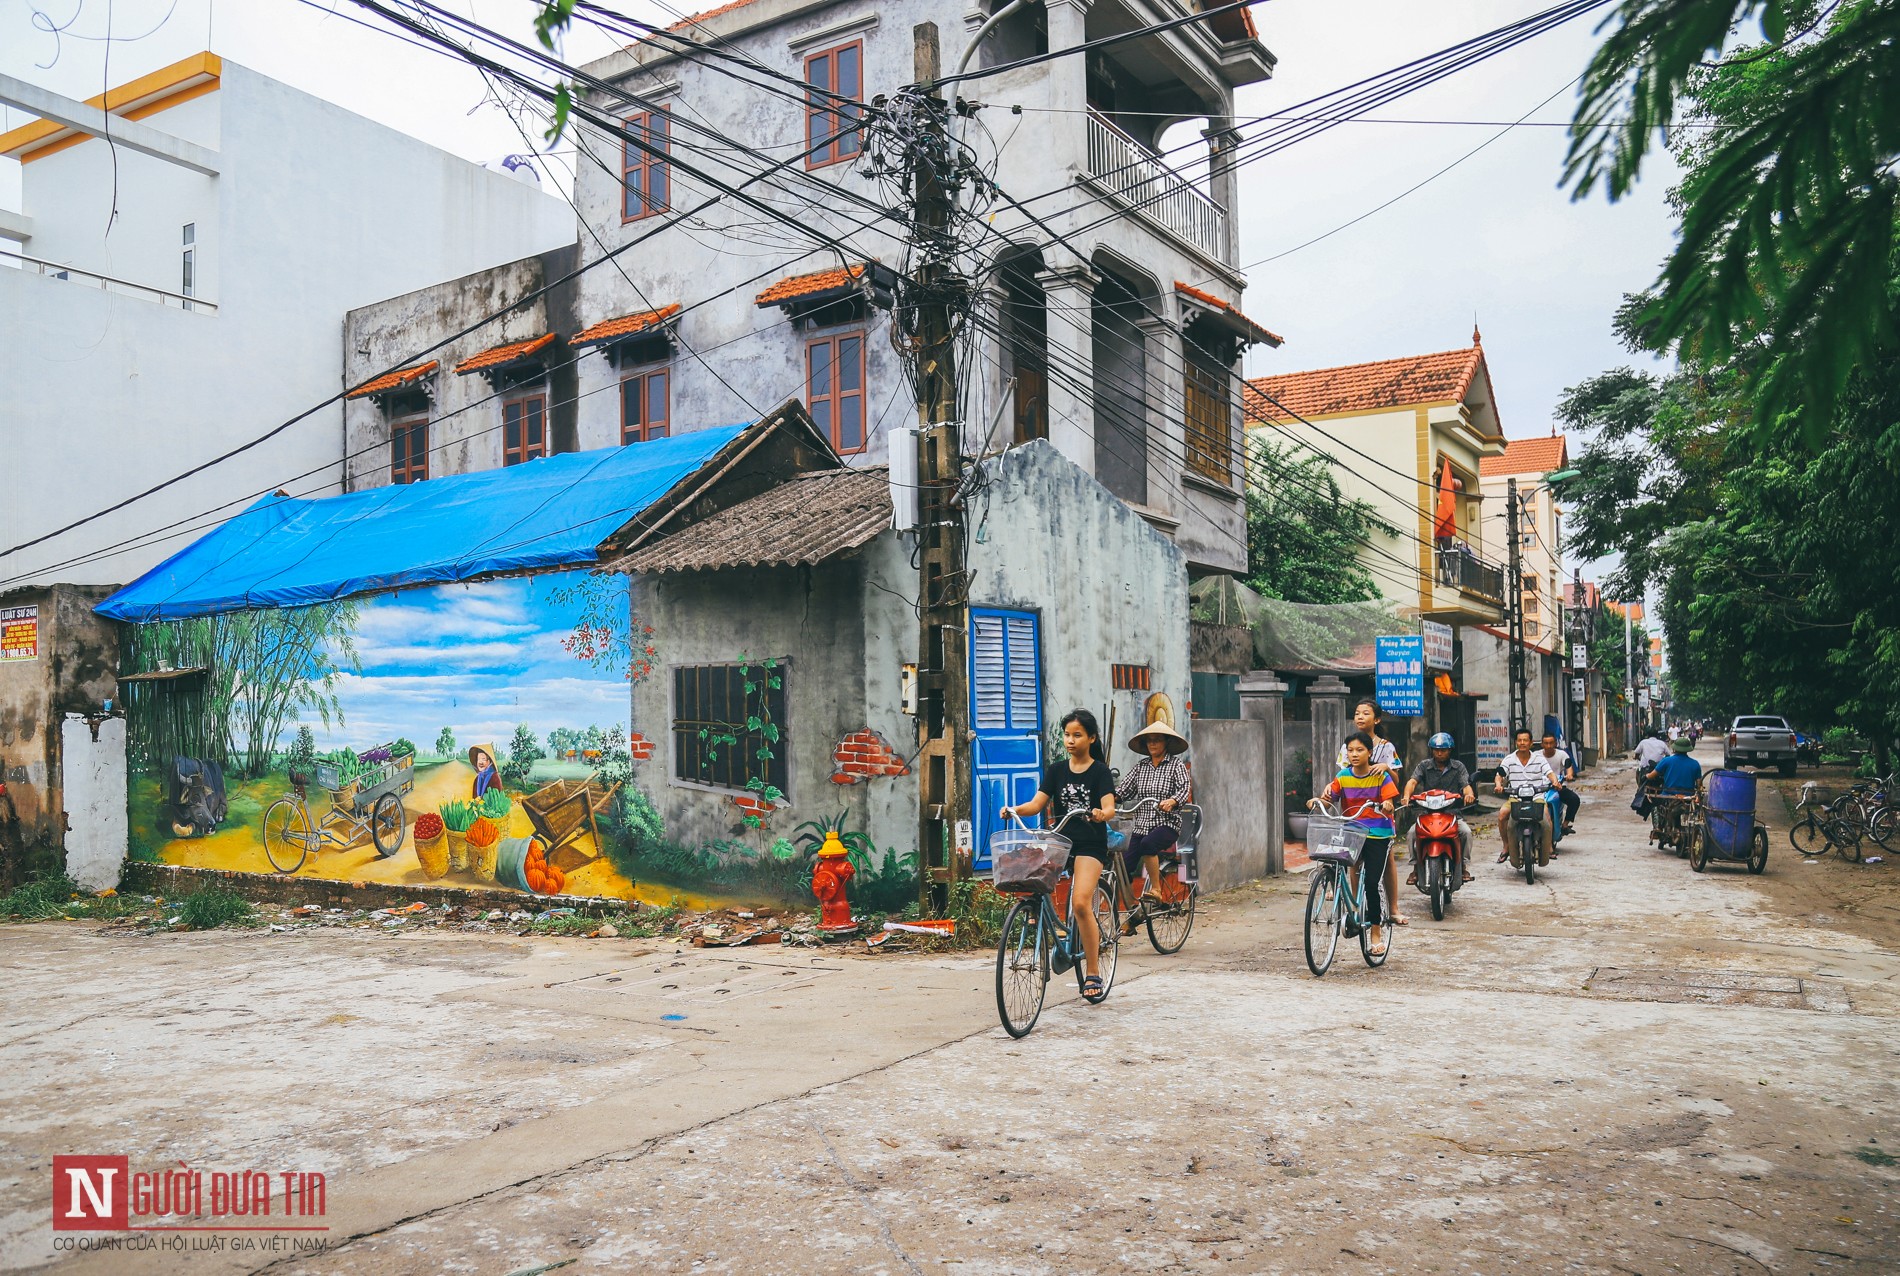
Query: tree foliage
1243 438 1398 605
1566 0 1900 444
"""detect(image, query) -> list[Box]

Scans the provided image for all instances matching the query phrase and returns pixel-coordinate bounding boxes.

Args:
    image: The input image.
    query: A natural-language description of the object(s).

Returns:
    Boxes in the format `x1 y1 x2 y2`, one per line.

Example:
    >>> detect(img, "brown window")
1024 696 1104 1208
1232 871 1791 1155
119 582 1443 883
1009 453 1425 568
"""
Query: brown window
805 41 863 168
807 331 866 454
502 393 546 466
672 662 789 794
621 367 670 444
390 415 429 484
622 109 670 220
1184 356 1232 483
1111 663 1152 691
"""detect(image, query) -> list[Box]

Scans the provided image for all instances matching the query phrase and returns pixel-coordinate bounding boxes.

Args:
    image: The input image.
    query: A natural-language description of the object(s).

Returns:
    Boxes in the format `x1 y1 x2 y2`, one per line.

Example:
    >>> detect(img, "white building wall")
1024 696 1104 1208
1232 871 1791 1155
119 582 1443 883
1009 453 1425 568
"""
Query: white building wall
0 61 575 587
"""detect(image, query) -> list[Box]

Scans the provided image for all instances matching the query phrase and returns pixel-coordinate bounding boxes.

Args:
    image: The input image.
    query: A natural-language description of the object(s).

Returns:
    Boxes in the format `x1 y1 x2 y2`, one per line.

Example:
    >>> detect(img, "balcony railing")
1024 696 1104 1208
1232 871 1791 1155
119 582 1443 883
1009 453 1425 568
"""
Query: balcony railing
1085 110 1227 263
1436 543 1505 604
1 247 216 314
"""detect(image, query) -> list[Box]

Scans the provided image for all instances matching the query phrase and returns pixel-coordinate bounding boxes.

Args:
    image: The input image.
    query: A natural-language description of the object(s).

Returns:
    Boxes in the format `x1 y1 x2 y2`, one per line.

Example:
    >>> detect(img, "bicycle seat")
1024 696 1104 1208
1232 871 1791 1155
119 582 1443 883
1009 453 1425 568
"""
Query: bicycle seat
288 770 311 787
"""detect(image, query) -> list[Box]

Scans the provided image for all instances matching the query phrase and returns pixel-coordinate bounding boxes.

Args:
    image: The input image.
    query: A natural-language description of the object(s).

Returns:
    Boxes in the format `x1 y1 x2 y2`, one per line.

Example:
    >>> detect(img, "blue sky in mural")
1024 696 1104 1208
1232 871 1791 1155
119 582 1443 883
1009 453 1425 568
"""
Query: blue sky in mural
303 570 628 752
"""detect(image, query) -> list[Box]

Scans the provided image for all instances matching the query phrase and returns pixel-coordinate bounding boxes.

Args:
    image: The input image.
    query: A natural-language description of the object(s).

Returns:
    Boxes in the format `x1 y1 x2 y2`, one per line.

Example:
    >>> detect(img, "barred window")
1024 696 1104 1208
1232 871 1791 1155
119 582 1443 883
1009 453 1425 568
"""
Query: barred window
672 661 789 794
1184 356 1232 483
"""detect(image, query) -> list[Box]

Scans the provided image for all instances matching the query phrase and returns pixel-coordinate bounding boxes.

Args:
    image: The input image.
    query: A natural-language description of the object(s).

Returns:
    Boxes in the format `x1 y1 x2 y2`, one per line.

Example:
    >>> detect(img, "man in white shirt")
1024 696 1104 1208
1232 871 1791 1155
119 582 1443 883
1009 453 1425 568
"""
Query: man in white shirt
1634 729 1669 768
1540 732 1580 832
1494 728 1558 868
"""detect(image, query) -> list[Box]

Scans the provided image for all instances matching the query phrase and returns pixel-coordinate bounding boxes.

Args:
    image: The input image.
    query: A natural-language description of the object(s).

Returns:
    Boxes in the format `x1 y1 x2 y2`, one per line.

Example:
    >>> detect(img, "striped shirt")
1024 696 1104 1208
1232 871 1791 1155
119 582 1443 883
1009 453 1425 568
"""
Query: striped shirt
1324 768 1399 839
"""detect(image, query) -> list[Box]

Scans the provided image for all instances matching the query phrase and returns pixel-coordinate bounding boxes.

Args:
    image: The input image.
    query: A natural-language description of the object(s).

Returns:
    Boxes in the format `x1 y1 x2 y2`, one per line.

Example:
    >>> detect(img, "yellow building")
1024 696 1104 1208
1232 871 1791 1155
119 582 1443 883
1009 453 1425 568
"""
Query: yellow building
1243 330 1509 625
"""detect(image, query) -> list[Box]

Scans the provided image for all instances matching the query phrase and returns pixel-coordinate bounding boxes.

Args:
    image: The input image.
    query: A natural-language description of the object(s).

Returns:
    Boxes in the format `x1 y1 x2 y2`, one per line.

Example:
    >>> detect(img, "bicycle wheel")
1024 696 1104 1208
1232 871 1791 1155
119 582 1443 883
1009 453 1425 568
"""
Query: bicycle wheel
1790 814 1826 858
1078 879 1119 1000
995 898 1048 1038
1748 828 1769 875
1826 817 1863 862
1867 805 1898 848
371 793 405 858
1303 865 1342 977
1145 875 1197 954
262 798 311 874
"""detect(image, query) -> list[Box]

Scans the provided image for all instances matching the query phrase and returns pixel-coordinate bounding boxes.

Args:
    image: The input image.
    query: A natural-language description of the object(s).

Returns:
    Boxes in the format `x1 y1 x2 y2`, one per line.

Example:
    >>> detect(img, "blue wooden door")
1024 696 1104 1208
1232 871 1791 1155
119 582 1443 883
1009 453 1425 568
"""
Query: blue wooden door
970 609 1043 872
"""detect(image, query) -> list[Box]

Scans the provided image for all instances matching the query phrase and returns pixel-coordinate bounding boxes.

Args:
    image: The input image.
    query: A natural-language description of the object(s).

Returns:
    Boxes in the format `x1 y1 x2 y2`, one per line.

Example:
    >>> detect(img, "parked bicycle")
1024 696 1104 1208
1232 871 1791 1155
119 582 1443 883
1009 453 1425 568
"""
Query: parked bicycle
1112 797 1201 955
1301 798 1393 977
1790 778 1894 862
991 808 1121 1038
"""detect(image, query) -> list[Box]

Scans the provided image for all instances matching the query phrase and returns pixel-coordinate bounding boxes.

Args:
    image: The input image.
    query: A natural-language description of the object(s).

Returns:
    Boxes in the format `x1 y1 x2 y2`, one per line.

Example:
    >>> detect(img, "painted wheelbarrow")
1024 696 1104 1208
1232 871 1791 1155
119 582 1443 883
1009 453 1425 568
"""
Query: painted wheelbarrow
520 773 621 866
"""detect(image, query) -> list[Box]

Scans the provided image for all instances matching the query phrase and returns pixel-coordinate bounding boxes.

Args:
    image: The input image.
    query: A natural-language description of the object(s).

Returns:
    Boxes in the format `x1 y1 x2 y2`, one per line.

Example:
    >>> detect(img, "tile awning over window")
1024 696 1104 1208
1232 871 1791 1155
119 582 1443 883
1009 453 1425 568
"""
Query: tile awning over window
454 332 556 375
756 261 877 308
1175 281 1282 348
345 360 438 400
570 303 682 350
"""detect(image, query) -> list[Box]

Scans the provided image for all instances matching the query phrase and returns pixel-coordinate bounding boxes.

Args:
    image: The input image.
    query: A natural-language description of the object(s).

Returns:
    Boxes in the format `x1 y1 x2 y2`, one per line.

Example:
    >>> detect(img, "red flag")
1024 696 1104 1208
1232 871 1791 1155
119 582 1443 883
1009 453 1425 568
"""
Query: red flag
1433 457 1458 541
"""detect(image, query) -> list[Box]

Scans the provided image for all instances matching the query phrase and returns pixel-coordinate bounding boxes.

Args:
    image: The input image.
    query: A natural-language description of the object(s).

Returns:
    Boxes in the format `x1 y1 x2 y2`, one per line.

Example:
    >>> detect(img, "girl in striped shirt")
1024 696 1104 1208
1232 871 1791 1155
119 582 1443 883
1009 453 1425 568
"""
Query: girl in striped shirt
1314 729 1400 958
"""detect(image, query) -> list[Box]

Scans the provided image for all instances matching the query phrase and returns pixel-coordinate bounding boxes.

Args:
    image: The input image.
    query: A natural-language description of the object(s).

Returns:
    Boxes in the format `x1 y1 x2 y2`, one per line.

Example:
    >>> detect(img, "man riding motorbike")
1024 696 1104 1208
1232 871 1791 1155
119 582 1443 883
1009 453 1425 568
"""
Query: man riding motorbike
1402 733 1476 885
1495 728 1559 869
1539 732 1580 834
1642 735 1702 847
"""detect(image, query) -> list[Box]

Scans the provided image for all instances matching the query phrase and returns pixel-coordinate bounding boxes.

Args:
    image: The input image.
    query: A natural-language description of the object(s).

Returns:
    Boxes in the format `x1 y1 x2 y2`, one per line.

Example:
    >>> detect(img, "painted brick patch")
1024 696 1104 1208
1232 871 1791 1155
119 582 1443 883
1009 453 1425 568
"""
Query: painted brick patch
831 729 911 784
627 732 655 762
731 793 778 819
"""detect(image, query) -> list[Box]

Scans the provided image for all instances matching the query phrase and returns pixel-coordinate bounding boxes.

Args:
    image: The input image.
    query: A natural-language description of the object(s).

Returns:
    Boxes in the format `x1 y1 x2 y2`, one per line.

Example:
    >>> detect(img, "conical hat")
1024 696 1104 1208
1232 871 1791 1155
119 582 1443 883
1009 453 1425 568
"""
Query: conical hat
1127 721 1189 755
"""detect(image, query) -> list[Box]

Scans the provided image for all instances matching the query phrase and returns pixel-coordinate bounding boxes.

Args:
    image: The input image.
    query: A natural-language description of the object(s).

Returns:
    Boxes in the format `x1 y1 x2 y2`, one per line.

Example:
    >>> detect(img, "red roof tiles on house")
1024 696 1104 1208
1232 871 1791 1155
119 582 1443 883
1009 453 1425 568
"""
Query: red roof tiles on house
345 360 437 400
1479 435 1568 477
755 262 871 307
570 304 682 348
453 332 556 375
1244 344 1485 423
1175 281 1283 347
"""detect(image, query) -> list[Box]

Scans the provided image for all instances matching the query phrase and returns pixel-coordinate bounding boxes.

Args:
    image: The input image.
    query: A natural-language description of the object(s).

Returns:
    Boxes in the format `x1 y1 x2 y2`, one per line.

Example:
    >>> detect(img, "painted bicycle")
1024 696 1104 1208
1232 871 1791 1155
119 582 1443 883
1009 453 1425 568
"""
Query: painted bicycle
262 747 412 873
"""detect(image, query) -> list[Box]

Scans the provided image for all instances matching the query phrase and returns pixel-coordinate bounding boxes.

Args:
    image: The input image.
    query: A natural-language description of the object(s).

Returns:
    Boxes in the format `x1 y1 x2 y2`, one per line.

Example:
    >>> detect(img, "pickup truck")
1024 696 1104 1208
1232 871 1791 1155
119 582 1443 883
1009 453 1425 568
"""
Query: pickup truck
1725 715 1798 776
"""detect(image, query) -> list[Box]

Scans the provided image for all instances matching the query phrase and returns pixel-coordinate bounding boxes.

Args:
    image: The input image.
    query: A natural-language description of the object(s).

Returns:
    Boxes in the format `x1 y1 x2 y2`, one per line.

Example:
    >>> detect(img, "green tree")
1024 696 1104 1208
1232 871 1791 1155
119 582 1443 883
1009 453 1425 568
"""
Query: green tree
1566 0 1900 443
434 727 456 758
289 725 317 772
547 727 580 759
1243 438 1397 604
502 723 545 788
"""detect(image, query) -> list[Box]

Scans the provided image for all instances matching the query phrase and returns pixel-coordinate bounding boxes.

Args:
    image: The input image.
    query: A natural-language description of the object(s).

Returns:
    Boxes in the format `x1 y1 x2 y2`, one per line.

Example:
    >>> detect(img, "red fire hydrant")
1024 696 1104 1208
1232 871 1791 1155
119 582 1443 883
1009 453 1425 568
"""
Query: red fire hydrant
811 829 857 934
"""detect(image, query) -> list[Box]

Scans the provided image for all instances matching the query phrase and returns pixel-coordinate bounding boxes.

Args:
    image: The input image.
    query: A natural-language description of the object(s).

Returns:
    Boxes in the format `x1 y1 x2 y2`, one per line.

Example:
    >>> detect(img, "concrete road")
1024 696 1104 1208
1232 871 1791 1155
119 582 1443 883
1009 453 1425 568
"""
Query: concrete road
4 744 1896 1274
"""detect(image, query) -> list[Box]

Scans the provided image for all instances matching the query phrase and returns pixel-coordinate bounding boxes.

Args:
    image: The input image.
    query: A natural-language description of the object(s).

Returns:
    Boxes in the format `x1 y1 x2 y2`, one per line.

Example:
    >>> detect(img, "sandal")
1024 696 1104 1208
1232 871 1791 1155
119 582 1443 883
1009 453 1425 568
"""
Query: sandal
1081 975 1107 1004
1390 911 1411 926
1405 869 1418 885
1462 868 1475 883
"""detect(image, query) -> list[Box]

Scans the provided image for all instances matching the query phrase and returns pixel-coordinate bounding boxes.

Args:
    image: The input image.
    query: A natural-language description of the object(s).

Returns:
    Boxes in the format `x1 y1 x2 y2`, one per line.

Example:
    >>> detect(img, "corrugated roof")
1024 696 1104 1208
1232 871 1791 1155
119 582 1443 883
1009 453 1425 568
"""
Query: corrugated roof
454 332 556 375
756 262 870 307
1175 281 1283 347
571 303 681 349
605 467 890 575
1479 435 1568 477
1244 344 1485 423
345 361 438 400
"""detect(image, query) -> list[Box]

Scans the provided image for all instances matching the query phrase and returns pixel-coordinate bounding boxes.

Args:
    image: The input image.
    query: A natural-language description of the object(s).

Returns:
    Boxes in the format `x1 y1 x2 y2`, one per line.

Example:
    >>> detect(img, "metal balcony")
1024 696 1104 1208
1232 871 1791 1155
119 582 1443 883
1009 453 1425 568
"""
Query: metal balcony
1436 543 1505 604
1085 110 1228 263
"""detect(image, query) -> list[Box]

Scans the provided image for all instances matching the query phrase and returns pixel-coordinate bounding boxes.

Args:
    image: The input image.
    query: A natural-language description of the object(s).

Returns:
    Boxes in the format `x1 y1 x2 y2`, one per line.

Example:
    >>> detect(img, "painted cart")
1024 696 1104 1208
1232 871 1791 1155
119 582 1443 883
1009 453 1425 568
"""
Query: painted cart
521 773 621 865
266 745 416 872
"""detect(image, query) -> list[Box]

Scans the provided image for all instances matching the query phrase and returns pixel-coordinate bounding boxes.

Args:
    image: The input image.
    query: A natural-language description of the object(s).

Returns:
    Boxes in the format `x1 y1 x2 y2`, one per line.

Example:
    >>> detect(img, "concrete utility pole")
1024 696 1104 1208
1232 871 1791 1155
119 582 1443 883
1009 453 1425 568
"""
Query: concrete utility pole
1625 606 1636 751
1569 566 1585 767
907 23 972 909
1506 476 1528 735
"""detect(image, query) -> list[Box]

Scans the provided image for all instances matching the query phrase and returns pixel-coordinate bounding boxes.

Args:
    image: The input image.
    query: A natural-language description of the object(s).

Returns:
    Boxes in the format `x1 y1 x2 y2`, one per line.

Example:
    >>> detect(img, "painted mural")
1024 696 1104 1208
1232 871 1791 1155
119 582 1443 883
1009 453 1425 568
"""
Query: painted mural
123 571 916 910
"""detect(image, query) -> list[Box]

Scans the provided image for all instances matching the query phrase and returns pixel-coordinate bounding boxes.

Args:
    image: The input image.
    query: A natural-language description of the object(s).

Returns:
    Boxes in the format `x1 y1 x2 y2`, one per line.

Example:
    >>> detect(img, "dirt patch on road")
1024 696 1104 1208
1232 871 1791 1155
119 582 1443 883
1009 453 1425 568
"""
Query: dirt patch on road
1751 770 1900 952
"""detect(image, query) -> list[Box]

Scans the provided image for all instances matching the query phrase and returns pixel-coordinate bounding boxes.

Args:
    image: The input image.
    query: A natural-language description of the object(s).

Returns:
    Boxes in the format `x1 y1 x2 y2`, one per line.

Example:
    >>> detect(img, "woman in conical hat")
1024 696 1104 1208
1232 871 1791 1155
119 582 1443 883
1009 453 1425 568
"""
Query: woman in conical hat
1115 721 1191 929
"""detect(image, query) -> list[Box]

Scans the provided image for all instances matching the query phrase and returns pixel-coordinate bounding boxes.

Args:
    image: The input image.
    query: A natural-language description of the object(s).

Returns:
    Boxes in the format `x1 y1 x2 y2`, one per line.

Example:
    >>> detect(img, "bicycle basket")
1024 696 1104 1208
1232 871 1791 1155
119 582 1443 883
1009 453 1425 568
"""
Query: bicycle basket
990 827 1072 894
1306 814 1368 866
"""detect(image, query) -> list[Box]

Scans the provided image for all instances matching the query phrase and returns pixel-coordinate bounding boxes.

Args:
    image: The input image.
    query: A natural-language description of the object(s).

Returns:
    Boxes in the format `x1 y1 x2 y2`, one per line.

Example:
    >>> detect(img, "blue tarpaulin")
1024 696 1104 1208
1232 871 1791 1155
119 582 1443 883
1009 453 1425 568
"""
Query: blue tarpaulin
96 425 751 622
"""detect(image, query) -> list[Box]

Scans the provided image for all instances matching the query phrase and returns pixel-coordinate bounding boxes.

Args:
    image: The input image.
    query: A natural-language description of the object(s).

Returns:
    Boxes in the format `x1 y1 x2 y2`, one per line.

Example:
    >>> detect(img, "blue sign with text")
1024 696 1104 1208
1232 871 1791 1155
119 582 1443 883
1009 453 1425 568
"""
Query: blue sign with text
1375 635 1426 718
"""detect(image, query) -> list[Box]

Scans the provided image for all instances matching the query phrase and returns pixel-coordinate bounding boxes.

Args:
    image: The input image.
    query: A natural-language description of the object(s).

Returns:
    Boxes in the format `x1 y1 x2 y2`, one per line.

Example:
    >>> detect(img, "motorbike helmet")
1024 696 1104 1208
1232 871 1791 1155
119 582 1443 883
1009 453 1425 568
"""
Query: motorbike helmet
1428 732 1455 750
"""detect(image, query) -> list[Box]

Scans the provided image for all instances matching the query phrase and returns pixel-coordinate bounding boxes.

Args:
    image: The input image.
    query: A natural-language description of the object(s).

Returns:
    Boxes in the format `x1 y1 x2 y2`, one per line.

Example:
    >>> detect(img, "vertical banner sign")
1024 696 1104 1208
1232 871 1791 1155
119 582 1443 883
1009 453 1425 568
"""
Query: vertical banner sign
1421 619 1454 672
1375 635 1426 717
0 606 38 662
1476 710 1507 768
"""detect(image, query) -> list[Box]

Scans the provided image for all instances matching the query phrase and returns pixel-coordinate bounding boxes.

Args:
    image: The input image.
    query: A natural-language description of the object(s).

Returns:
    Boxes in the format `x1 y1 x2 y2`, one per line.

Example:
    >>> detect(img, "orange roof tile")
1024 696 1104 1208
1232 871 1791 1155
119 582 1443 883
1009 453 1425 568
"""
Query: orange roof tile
756 262 871 307
1479 435 1568 477
571 304 682 348
1175 281 1283 347
666 0 756 31
454 332 556 375
345 360 438 400
1244 344 1485 423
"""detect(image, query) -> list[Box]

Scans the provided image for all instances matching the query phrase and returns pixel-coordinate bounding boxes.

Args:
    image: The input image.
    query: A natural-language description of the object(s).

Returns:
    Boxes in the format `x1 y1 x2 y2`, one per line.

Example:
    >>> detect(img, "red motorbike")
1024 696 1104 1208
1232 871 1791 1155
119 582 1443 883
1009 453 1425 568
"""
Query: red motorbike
1409 790 1466 920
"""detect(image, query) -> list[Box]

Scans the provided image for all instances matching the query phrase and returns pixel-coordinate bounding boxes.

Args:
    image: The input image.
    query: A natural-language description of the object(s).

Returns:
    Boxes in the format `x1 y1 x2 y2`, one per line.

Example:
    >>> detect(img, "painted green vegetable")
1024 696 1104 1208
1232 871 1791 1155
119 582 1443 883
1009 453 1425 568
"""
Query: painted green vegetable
438 800 478 834
478 787 513 820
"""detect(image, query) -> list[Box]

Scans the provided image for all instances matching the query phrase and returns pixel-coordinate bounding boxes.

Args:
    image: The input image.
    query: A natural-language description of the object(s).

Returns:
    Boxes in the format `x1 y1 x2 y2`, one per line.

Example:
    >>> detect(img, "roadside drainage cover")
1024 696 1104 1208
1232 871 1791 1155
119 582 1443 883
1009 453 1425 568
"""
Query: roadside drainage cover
1584 967 1850 1013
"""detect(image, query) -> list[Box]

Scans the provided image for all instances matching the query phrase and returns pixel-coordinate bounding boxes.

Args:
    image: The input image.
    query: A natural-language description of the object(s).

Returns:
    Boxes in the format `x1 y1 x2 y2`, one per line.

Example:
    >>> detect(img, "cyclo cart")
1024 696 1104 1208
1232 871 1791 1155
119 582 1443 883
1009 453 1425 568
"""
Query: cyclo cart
1689 768 1770 875
264 744 415 872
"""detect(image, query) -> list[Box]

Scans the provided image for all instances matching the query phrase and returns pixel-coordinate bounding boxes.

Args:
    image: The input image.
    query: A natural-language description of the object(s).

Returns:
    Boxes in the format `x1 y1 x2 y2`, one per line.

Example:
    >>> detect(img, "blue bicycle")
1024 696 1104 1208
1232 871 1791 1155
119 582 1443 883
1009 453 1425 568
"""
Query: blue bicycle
1302 799 1394 976
991 808 1121 1038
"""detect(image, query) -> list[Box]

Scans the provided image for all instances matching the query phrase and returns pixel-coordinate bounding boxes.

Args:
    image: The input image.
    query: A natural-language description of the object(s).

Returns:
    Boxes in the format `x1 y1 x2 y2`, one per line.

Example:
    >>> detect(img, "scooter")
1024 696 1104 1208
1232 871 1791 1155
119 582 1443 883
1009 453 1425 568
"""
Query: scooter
1507 781 1550 884
1409 790 1466 920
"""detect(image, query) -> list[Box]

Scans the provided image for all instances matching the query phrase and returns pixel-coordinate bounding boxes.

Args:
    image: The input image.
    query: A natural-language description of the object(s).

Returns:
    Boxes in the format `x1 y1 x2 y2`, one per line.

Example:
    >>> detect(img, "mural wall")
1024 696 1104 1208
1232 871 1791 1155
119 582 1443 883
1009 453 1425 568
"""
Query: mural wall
122 570 913 907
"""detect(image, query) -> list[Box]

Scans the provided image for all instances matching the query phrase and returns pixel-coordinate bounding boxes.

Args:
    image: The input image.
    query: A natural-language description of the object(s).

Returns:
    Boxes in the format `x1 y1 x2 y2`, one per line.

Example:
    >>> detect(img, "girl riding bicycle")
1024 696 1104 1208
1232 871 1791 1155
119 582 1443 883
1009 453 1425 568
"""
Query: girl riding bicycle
1313 729 1400 957
1337 698 1407 926
1001 708 1117 1004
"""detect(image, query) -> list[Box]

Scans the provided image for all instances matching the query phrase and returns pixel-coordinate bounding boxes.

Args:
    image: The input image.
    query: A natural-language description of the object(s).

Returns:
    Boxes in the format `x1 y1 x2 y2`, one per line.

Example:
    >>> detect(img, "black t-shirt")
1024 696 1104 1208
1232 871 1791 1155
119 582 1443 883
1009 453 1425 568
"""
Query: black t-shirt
1039 757 1115 851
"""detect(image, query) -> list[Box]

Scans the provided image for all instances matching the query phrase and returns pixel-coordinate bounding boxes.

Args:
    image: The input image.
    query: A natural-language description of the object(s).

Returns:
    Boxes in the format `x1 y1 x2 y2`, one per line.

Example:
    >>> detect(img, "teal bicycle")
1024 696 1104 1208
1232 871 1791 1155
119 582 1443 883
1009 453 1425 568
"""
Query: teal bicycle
991 808 1121 1038
1302 798 1394 976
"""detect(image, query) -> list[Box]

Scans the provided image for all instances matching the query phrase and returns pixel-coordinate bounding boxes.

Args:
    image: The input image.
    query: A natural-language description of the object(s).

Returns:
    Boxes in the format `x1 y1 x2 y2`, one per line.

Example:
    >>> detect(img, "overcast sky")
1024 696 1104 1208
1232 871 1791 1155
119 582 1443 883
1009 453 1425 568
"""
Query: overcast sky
3 0 1682 585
